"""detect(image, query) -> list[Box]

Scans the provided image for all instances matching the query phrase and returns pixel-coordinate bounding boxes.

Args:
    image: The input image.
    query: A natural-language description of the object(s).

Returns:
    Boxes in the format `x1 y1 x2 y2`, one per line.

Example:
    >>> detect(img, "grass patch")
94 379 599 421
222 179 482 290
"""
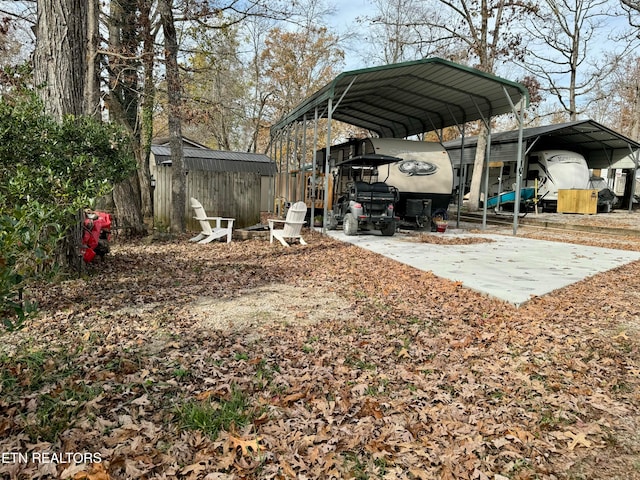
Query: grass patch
254 359 279 389
175 387 256 439
342 451 369 480
24 382 103 442
1 347 99 442
0 348 82 398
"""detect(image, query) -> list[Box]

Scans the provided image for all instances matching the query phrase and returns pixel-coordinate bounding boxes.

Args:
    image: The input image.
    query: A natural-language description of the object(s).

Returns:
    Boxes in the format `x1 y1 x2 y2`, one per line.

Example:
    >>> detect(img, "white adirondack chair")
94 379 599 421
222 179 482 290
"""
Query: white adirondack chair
189 197 235 244
268 201 308 247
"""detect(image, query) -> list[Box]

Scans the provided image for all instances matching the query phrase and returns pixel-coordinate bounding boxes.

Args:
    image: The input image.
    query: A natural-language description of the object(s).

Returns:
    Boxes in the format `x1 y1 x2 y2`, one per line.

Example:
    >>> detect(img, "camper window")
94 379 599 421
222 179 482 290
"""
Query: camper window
527 170 539 181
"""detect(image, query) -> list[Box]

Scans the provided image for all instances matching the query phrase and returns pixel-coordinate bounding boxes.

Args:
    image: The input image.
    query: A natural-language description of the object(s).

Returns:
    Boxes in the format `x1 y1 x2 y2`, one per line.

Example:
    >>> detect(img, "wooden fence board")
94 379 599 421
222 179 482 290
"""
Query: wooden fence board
153 167 262 230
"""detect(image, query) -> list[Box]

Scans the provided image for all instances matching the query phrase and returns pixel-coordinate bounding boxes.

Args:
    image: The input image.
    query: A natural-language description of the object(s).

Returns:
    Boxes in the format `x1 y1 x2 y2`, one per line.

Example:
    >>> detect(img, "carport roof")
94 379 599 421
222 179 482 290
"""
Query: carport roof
270 57 530 138
443 119 640 168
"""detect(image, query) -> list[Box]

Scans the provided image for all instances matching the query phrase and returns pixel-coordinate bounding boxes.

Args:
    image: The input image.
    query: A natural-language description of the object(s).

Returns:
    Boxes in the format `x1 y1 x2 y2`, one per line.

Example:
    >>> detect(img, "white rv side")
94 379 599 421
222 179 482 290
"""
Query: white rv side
327 138 455 221
489 150 590 210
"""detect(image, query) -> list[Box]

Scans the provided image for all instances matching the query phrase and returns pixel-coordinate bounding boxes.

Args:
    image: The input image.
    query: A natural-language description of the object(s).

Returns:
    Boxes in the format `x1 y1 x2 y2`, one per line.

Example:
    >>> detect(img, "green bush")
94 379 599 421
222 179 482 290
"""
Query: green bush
0 90 136 330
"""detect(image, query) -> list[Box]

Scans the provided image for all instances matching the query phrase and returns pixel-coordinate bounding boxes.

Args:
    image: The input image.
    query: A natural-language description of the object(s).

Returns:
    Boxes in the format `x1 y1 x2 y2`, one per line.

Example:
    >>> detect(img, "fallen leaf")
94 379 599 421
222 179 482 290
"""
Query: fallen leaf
228 434 262 456
131 394 150 406
566 431 592 451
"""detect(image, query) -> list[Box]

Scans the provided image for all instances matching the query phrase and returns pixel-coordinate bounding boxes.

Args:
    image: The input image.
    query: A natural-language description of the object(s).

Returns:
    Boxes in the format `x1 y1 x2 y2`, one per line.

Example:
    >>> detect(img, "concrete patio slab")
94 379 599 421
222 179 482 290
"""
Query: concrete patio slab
322 229 640 306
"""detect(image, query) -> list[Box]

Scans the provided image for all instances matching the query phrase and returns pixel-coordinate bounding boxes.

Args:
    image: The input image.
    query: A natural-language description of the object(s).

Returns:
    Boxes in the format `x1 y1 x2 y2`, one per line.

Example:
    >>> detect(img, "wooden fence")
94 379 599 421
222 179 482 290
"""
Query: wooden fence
153 165 262 230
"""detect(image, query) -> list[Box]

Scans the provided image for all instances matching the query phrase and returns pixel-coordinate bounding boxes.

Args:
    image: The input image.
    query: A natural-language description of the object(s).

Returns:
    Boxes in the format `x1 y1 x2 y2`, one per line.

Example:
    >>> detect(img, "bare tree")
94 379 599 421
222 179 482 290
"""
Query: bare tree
359 0 441 65
244 16 277 153
103 0 149 235
176 0 343 155
598 57 640 140
182 21 246 150
621 0 640 32
423 0 537 211
140 0 160 217
359 0 536 210
521 0 634 121
620 0 640 139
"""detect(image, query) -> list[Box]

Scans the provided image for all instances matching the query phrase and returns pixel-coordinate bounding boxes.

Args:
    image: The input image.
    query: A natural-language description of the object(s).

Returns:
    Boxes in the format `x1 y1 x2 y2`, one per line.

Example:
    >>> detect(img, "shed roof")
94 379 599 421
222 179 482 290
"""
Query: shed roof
270 57 530 138
151 145 276 175
152 136 209 149
443 120 640 168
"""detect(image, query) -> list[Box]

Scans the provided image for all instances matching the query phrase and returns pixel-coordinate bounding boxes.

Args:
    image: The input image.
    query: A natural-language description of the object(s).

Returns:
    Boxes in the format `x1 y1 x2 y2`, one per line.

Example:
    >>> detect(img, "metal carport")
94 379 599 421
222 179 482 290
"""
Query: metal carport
443 120 640 210
269 57 530 232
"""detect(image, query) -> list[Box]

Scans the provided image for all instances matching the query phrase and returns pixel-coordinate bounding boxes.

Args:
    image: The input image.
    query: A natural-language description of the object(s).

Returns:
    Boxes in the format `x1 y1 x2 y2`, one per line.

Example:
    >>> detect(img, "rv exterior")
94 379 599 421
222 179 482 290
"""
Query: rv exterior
489 150 591 211
325 138 454 227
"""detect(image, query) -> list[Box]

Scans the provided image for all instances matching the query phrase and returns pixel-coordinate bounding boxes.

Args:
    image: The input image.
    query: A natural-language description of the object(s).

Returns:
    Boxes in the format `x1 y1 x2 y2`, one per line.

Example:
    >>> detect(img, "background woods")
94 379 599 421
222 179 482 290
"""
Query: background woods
1 0 637 227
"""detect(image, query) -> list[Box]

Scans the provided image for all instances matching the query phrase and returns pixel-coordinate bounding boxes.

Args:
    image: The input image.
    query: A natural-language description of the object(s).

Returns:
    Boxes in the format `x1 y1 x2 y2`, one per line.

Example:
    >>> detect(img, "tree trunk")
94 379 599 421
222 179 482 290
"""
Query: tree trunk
34 0 89 120
112 178 145 237
467 125 488 211
140 0 156 219
159 0 186 233
85 0 100 118
34 0 101 268
106 0 149 235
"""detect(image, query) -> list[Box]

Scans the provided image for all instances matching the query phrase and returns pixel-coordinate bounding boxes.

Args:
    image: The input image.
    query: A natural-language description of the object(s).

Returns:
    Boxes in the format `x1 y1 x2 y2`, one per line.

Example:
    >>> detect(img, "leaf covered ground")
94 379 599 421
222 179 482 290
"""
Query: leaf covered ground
1 226 640 479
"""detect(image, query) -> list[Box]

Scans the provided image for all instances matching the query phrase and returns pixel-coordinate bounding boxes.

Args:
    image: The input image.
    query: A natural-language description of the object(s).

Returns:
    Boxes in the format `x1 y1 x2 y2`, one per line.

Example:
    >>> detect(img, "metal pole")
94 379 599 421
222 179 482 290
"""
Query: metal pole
311 107 319 228
482 125 492 230
456 129 465 228
269 133 274 214
323 98 333 232
293 121 300 201
278 131 284 216
629 145 640 212
285 125 291 206
512 102 525 235
302 114 311 222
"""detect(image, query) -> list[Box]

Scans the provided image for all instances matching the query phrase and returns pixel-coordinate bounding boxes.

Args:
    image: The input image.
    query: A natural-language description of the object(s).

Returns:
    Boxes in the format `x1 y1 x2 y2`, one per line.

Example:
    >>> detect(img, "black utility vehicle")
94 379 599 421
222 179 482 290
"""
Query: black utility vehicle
327 154 400 236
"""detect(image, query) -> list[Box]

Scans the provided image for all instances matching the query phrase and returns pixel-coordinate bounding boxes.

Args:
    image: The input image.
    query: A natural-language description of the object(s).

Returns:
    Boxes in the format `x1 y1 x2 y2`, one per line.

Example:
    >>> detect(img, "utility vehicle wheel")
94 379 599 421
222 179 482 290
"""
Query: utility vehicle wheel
327 211 338 230
380 221 397 236
343 213 358 236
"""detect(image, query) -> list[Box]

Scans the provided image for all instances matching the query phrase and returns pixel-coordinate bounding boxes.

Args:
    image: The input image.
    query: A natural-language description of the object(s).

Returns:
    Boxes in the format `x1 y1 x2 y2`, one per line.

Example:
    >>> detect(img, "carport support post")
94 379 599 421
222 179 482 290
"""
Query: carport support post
482 125 492 230
268 135 273 213
285 125 292 206
311 107 319 226
511 97 526 235
272 132 279 213
322 98 333 232
293 121 300 201
629 145 639 213
302 113 311 221
278 131 284 214
294 120 300 169
456 128 466 228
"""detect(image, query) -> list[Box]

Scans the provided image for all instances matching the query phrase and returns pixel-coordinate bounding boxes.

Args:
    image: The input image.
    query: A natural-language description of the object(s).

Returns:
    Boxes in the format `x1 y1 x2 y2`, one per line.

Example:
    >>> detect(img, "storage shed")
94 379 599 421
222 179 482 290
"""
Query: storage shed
150 145 276 230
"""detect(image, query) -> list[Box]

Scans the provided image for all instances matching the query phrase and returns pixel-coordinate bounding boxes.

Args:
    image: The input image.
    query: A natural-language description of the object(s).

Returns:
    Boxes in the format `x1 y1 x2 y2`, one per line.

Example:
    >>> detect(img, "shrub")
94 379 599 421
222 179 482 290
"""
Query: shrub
0 90 135 329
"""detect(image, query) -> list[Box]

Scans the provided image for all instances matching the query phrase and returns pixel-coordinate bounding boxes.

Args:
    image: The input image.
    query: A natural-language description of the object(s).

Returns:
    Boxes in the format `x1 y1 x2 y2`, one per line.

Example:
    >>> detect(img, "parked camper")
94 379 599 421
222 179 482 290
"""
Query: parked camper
488 150 591 211
322 138 454 228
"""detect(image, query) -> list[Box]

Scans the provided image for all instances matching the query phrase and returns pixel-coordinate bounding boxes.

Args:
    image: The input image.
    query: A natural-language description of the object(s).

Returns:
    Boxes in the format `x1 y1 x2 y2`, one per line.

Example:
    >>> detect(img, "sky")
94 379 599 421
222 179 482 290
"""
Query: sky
326 0 640 124
329 0 374 71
